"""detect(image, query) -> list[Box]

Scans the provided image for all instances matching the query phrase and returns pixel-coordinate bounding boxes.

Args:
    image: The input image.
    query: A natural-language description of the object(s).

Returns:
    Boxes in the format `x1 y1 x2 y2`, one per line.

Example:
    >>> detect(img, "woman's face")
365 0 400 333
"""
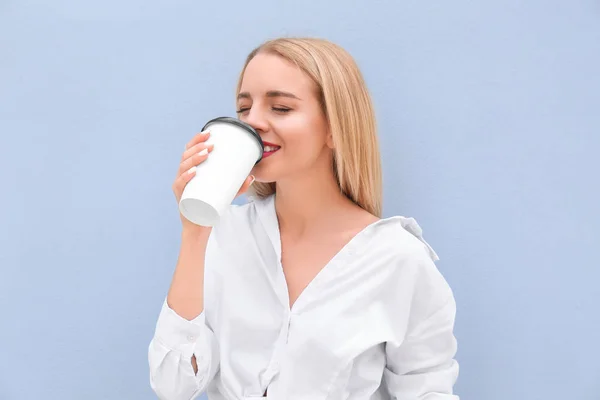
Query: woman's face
237 52 332 183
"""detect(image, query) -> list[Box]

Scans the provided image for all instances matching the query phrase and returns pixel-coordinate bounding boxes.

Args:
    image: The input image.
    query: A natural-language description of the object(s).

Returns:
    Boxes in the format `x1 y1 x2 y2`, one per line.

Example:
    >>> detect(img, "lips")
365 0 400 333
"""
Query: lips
262 141 281 158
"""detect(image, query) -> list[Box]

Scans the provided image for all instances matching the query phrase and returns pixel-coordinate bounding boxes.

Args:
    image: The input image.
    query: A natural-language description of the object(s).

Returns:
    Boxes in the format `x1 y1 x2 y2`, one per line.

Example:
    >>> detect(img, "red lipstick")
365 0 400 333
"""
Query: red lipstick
262 141 281 159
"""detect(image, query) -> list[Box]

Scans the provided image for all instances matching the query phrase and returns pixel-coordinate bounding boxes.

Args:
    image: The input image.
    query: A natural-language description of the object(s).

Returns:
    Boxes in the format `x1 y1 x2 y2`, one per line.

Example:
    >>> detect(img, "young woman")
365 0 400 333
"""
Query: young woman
148 37 459 400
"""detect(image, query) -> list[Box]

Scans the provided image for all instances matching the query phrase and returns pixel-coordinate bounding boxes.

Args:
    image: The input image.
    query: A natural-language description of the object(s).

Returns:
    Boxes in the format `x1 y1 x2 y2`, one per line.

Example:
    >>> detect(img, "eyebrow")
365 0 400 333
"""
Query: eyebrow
237 90 301 100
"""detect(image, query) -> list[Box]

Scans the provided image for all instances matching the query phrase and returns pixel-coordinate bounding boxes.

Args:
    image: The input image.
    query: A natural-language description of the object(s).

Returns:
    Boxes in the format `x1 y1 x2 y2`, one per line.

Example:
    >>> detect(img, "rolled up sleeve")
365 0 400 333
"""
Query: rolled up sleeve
384 295 460 400
148 298 220 400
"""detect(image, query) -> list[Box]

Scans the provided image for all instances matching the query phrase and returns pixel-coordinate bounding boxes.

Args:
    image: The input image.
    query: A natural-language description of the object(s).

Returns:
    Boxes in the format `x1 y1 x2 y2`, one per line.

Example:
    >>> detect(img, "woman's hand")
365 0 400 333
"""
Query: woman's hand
173 130 255 232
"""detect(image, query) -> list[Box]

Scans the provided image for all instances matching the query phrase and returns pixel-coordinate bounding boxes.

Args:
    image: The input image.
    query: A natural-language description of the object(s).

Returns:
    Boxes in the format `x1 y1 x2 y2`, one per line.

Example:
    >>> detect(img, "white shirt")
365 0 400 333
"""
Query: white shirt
148 194 459 400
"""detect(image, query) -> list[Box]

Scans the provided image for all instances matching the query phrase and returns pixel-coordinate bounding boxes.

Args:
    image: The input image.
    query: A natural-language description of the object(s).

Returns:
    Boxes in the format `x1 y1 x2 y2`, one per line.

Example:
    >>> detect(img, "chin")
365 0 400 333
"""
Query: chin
251 153 311 183
251 162 281 184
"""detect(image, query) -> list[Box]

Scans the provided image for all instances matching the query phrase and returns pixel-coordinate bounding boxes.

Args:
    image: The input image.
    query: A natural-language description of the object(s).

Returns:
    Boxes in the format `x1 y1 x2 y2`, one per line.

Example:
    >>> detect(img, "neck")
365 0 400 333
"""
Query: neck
274 155 353 237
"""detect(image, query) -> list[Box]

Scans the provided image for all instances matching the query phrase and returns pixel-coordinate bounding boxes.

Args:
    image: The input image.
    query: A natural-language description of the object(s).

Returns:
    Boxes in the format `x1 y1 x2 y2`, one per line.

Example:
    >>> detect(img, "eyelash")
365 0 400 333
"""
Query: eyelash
236 107 291 114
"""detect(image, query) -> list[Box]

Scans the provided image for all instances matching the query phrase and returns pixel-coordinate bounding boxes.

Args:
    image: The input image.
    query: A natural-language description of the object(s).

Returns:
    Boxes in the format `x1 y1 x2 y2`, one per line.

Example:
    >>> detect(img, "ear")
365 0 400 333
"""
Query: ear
326 130 335 149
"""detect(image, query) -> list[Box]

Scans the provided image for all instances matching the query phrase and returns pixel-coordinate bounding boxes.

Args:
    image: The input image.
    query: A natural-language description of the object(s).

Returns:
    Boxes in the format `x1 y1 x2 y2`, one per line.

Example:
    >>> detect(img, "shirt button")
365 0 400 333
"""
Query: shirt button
187 335 195 342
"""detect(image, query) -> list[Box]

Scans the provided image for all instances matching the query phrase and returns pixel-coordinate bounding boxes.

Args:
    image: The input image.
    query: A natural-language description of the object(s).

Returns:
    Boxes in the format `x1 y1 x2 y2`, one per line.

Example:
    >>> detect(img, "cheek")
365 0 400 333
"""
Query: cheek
251 114 329 181
276 112 328 153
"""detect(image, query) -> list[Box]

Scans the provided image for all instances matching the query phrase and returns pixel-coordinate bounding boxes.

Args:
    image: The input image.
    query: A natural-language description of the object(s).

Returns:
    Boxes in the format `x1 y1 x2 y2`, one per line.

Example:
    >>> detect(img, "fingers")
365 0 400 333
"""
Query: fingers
173 132 214 201
184 130 211 152
178 144 214 176
182 134 213 161
237 175 256 196
172 163 198 199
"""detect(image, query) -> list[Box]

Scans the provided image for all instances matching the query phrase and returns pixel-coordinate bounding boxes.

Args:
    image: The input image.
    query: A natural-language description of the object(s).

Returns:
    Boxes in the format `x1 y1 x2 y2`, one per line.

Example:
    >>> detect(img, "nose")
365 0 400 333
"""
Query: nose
241 107 269 134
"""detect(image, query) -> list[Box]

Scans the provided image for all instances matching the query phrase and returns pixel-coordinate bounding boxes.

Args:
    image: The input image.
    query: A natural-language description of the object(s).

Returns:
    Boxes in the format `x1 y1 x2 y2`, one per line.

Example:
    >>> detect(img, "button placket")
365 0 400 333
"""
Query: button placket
284 312 292 344
264 311 291 381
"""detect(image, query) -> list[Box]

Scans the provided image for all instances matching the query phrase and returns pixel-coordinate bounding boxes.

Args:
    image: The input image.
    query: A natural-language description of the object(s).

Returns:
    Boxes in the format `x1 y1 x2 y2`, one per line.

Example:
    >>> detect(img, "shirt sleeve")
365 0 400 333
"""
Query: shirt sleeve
148 297 220 400
384 292 460 400
383 220 460 400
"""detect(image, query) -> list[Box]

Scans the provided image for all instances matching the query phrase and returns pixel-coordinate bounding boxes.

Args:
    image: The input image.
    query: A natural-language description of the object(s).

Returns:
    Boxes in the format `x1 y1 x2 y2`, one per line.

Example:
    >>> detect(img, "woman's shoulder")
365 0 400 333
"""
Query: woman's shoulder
366 214 455 306
362 214 441 264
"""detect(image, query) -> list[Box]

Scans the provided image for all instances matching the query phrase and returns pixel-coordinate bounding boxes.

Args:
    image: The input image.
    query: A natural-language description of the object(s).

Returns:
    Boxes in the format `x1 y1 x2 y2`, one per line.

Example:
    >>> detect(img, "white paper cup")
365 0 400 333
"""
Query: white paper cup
179 117 263 226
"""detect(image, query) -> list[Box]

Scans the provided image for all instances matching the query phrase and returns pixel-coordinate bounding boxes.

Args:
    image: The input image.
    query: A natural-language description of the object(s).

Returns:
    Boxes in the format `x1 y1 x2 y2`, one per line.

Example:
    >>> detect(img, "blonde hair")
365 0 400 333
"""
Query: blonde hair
236 37 382 217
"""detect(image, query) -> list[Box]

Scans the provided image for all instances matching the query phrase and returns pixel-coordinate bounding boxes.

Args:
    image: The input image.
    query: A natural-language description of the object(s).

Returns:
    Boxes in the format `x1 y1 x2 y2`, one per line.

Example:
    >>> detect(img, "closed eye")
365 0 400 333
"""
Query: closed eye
236 106 292 114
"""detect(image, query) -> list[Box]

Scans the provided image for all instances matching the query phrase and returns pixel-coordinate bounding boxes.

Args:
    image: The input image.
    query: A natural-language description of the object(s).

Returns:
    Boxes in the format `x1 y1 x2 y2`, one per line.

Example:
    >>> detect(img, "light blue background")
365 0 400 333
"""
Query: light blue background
1 1 598 399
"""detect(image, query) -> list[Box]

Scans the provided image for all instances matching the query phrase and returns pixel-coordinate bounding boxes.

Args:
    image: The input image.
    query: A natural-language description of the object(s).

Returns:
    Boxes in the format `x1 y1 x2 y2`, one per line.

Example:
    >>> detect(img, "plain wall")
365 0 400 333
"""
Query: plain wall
1 1 598 399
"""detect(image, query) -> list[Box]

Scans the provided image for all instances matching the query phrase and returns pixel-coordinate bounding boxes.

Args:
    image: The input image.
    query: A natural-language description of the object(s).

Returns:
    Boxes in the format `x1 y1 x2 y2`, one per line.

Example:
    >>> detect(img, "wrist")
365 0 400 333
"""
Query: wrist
181 225 212 241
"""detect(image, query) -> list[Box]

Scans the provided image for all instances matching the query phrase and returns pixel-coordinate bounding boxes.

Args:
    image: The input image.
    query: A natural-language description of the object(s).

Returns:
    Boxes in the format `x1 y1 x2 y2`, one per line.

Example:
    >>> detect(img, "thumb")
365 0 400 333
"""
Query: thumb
237 175 256 197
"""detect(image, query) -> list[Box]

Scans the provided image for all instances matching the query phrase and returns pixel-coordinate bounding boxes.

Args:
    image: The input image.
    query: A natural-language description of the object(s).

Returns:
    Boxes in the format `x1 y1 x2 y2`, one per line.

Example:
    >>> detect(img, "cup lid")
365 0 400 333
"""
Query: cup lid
201 117 264 164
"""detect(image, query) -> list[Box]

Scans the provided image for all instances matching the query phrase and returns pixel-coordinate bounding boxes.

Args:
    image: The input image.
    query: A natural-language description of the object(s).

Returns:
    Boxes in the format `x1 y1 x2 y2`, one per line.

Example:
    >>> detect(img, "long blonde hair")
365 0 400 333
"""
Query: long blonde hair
236 37 382 217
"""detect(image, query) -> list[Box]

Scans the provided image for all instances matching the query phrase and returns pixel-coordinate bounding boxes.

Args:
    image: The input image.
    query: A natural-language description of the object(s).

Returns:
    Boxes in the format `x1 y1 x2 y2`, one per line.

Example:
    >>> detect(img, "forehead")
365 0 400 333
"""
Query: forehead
239 52 315 97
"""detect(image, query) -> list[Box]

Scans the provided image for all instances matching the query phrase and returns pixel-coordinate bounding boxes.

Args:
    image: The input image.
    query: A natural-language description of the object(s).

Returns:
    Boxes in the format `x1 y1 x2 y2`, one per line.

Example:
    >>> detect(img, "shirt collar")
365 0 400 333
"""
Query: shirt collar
248 193 440 262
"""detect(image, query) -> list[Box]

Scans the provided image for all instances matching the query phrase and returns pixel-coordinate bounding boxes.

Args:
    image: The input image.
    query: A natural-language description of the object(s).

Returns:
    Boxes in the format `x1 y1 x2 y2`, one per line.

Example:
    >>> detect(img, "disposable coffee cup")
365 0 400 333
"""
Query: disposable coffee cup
179 117 263 226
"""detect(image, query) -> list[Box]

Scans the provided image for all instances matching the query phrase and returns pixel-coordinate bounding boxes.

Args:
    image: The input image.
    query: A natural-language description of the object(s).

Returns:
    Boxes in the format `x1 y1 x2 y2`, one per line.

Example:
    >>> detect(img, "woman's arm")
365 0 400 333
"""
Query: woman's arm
383 233 460 400
148 228 220 400
167 228 211 322
384 294 460 399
